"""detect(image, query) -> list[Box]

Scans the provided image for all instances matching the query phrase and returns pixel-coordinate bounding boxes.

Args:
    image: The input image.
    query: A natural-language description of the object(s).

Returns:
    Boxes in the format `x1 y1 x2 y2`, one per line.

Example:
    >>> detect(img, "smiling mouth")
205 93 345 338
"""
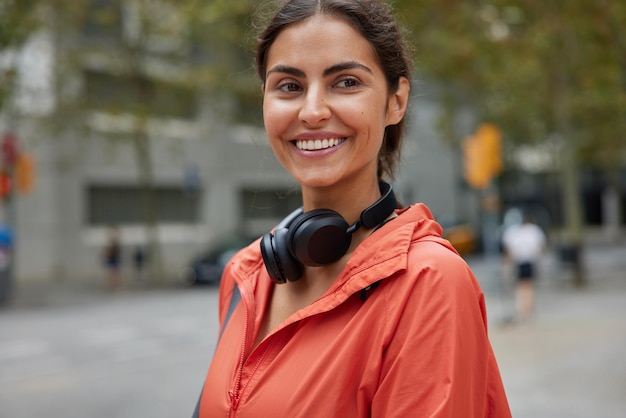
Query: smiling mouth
295 138 346 151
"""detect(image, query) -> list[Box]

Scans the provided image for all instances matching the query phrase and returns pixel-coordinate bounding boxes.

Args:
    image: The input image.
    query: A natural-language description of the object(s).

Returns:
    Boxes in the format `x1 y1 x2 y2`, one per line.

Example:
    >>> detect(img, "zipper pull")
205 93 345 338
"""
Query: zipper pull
228 389 240 410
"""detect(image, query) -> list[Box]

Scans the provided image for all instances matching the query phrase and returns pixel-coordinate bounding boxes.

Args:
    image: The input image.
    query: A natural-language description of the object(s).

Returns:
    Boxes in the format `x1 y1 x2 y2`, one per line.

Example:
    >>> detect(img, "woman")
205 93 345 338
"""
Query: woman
195 0 511 416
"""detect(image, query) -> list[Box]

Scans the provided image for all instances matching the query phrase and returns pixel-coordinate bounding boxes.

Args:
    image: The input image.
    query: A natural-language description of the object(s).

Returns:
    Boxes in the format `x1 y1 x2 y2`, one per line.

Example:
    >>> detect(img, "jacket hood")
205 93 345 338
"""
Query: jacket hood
326 203 457 300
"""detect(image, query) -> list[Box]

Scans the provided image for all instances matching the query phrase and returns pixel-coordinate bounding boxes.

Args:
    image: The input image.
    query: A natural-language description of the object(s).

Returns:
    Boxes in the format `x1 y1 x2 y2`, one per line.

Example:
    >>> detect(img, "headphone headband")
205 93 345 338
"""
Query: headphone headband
348 181 396 233
283 182 396 233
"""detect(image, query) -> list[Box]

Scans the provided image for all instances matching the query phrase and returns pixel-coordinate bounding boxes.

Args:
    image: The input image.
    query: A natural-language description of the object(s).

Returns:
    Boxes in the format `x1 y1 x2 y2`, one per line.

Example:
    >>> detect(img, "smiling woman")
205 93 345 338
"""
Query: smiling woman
260 15 408 193
194 1 511 417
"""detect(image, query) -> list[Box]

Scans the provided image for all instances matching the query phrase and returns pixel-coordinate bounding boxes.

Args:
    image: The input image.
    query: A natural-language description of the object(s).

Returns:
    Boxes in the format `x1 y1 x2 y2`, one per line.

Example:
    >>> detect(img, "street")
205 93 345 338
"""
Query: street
0 287 220 418
1 242 625 417
490 288 626 418
474 241 626 418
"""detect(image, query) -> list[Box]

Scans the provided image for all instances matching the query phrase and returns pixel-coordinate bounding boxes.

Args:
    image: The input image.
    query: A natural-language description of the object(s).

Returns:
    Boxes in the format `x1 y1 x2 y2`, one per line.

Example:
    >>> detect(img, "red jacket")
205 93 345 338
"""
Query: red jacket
199 204 511 417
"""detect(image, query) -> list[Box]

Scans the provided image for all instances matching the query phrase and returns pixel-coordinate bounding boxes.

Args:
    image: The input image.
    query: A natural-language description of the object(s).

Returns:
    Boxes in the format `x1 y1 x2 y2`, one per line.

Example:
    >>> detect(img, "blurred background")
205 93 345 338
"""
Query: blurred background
0 1 624 417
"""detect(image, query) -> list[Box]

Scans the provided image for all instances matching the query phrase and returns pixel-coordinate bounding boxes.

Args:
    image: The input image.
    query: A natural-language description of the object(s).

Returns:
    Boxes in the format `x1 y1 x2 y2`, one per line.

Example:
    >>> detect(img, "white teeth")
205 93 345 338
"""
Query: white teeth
296 138 345 150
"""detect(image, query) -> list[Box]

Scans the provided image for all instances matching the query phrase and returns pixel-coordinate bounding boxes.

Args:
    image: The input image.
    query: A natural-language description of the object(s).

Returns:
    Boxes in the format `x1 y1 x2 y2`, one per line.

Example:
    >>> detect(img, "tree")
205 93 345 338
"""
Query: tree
395 0 626 286
0 0 44 110
35 0 258 284
0 0 263 288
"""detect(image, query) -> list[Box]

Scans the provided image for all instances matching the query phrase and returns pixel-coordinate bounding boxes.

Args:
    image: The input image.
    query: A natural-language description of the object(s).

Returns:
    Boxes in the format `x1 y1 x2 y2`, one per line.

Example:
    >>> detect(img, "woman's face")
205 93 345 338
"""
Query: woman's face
262 14 408 190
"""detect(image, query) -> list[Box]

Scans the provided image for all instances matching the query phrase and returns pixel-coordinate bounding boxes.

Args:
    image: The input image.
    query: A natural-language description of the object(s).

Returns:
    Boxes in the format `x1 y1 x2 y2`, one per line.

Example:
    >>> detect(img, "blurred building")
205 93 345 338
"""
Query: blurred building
0 1 465 284
0 1 623 286
0 2 295 283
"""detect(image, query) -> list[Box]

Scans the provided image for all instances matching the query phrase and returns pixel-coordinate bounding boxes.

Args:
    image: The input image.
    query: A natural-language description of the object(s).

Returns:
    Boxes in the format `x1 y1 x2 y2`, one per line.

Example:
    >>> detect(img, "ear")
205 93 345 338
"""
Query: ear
385 76 410 126
261 83 265 94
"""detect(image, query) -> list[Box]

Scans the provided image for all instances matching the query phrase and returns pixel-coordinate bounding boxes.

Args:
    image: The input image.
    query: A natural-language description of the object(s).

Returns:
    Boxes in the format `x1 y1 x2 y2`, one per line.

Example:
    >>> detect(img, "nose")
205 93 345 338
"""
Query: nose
298 86 331 126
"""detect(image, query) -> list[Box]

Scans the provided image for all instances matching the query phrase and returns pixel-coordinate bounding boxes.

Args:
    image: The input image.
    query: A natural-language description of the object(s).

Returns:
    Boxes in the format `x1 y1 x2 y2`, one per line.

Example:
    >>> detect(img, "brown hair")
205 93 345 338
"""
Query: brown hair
255 0 412 180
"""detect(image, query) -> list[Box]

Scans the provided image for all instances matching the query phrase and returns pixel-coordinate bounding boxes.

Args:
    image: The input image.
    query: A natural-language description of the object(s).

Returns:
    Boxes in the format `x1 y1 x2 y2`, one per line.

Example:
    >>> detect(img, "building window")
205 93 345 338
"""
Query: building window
84 70 197 119
87 184 200 225
241 187 301 220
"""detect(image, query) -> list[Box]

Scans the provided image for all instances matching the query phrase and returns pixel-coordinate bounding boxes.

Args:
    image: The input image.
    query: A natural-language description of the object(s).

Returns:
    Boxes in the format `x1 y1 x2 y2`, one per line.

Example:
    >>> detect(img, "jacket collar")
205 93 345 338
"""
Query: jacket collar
229 204 452 301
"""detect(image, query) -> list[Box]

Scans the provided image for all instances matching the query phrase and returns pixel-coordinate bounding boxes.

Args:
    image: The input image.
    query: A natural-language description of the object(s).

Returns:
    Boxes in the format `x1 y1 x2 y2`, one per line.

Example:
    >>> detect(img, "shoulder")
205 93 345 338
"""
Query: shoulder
224 236 264 276
530 223 546 236
218 237 264 303
409 237 476 284
378 236 488 355
385 237 483 314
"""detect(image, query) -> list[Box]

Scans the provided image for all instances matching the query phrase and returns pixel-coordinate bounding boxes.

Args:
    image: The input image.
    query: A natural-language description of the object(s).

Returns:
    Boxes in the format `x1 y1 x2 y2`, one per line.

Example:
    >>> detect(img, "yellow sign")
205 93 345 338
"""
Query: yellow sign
462 123 502 189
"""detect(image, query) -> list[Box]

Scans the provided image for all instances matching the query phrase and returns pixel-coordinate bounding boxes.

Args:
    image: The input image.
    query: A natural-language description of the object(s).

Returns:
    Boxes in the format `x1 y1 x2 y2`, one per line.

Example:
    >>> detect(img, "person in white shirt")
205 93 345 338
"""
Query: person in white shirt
502 213 547 321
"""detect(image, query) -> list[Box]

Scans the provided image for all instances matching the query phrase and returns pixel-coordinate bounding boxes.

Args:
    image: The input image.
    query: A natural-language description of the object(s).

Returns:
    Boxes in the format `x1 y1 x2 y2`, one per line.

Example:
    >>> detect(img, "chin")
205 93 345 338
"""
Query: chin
299 173 344 189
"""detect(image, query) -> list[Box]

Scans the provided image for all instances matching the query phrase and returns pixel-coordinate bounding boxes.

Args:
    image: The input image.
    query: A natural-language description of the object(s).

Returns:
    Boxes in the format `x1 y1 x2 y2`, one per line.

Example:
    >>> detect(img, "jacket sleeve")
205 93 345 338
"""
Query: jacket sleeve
372 243 511 418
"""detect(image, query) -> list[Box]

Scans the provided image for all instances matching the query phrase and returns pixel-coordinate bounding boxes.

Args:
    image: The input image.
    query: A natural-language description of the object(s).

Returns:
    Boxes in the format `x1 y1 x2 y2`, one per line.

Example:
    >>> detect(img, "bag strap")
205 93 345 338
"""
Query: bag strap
191 284 241 418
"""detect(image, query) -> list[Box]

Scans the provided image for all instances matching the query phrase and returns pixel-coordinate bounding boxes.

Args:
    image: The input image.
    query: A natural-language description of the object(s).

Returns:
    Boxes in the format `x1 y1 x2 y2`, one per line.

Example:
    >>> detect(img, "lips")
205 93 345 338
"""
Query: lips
295 138 346 151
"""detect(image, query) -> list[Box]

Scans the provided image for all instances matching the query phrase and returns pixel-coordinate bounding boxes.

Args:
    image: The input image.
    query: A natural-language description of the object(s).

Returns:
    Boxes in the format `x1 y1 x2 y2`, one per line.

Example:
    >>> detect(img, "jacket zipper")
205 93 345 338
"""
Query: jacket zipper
228 300 247 415
236 338 272 404
228 284 278 416
228 281 255 416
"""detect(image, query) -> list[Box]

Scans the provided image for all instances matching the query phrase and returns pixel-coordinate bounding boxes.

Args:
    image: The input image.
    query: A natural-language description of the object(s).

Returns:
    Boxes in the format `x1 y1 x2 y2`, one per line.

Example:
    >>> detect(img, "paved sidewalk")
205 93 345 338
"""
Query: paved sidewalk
4 280 107 311
2 276 185 311
467 242 626 418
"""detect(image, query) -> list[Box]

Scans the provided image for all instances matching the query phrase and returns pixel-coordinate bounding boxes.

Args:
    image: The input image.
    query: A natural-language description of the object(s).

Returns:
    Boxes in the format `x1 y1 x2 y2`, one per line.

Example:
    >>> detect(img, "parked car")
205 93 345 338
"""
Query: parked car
178 234 257 286
438 216 479 256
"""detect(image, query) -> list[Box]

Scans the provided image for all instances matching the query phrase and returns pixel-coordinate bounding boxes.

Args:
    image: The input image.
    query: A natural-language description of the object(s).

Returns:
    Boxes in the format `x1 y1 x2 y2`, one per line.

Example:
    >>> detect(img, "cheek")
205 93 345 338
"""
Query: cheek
263 106 279 138
262 106 271 126
359 102 387 135
263 101 290 136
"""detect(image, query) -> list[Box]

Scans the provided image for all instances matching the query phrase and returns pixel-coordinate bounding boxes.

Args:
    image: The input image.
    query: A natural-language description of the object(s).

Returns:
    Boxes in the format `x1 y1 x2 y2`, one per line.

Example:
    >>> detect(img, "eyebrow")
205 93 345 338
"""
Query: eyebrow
324 61 373 77
266 61 373 79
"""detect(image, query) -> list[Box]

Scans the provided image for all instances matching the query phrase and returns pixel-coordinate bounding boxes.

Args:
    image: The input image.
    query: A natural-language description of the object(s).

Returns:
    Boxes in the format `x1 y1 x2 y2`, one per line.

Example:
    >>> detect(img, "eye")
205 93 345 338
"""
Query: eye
335 77 360 89
278 81 302 93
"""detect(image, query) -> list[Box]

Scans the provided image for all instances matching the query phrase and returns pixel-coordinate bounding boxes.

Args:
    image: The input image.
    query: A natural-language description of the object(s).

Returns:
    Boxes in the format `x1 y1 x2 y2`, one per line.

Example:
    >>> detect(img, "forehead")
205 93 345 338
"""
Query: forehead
266 14 380 74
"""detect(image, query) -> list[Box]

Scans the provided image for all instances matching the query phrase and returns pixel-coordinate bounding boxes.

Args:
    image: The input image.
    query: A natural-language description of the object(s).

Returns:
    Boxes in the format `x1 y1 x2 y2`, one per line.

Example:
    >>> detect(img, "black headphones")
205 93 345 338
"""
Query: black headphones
260 182 397 284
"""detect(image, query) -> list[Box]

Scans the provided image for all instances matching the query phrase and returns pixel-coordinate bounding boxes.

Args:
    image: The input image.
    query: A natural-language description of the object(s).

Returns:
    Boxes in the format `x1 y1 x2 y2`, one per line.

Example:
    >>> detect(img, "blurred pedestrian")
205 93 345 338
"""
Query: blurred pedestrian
502 213 547 322
103 226 122 291
133 245 147 282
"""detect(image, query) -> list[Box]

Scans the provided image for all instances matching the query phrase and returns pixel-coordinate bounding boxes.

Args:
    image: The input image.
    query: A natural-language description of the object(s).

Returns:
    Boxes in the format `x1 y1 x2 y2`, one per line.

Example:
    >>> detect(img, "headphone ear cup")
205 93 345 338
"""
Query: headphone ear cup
260 231 285 284
273 228 304 282
261 228 303 283
289 210 351 266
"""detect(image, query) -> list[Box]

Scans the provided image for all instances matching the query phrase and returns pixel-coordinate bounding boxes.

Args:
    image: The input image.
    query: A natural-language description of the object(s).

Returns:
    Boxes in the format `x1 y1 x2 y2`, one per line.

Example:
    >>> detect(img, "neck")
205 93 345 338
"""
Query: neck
301 178 387 225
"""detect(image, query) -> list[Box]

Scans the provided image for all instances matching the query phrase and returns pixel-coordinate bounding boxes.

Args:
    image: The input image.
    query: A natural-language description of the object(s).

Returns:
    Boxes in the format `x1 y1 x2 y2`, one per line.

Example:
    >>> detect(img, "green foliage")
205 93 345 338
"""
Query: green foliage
0 0 41 47
4 0 624 149
0 0 45 109
395 0 626 167
183 0 260 122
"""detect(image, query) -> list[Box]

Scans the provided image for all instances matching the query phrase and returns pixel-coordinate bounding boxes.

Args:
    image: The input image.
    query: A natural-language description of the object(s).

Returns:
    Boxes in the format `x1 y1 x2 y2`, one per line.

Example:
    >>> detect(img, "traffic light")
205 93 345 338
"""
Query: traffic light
477 123 502 177
0 171 11 199
463 134 490 189
1 132 19 167
15 153 35 194
462 123 502 190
